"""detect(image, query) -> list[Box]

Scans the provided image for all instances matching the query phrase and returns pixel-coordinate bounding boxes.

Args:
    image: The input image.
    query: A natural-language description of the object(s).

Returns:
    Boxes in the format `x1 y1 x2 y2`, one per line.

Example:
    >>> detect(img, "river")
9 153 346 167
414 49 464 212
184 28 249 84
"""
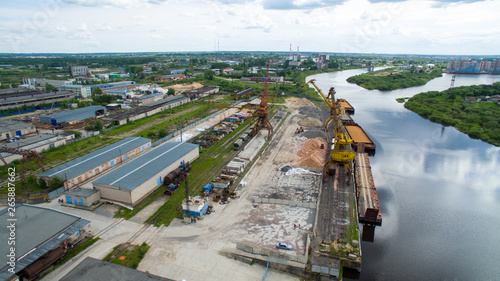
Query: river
307 69 500 281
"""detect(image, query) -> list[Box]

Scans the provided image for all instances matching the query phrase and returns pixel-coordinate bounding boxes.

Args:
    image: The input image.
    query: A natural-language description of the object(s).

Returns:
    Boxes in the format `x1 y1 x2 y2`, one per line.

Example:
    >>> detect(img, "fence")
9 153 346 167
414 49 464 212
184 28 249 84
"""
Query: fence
48 186 66 199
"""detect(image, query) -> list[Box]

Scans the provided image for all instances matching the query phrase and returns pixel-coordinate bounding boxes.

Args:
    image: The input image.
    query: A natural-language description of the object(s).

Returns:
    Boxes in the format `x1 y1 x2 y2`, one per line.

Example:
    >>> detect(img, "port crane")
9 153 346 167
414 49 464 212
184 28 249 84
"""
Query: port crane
304 79 354 175
251 61 273 140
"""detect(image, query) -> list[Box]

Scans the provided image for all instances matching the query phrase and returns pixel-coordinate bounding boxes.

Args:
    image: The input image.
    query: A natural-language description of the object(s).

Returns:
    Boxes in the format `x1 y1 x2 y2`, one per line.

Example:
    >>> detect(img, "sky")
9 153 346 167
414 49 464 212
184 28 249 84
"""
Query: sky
0 0 498 55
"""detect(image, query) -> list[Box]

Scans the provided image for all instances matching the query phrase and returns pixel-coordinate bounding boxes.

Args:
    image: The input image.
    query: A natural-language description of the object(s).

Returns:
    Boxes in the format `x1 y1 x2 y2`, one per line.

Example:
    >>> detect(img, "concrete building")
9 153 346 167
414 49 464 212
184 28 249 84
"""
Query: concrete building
92 142 199 206
1 133 72 166
103 96 190 126
447 60 500 73
103 89 135 98
60 257 175 281
31 78 75 88
185 86 219 99
133 92 164 106
89 81 137 92
70 65 89 77
59 84 92 98
0 88 74 109
36 137 151 189
65 187 101 207
0 120 36 140
0 204 90 281
39 106 106 126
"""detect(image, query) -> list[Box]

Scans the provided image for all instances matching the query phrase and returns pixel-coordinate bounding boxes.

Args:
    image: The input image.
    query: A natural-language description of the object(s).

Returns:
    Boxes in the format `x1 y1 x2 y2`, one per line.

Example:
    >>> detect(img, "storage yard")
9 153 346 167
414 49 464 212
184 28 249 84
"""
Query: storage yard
2 89 380 281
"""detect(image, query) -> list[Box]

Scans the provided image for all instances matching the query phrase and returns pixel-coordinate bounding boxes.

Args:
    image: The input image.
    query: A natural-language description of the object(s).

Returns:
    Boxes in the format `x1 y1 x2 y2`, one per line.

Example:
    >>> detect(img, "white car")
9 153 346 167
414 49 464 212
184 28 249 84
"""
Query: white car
276 242 292 250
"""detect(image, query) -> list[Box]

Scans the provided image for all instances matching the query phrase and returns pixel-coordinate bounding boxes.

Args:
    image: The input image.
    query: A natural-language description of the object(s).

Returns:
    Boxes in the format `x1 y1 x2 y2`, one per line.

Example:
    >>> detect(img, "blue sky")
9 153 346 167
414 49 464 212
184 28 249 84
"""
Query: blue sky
0 0 498 55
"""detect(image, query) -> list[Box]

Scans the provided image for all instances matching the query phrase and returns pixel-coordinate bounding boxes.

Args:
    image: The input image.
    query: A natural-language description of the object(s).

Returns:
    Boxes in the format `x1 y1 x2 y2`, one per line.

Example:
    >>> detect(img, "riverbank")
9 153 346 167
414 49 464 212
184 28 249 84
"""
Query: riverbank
404 82 500 146
346 68 442 91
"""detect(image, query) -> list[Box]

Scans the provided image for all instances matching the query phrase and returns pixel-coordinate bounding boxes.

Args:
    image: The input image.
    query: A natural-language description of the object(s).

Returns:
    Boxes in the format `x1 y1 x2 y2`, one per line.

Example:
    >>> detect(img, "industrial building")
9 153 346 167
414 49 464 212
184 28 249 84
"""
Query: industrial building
0 204 90 281
0 88 74 109
185 86 219 99
1 133 74 165
60 257 175 281
39 106 106 126
59 84 92 98
104 96 189 126
92 142 199 206
0 120 36 140
133 92 164 106
153 74 185 82
37 137 151 189
103 89 135 98
89 81 137 92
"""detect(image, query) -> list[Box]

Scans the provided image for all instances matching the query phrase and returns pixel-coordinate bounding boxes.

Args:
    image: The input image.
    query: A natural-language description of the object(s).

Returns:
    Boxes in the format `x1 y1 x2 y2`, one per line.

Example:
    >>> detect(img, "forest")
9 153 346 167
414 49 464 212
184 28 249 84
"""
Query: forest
404 82 500 146
347 69 442 91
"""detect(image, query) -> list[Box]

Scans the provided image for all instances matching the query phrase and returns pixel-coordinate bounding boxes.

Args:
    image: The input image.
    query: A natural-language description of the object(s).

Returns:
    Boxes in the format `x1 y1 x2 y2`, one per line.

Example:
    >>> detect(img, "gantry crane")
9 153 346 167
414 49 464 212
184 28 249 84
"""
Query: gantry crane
305 79 354 175
0 146 46 184
251 61 273 140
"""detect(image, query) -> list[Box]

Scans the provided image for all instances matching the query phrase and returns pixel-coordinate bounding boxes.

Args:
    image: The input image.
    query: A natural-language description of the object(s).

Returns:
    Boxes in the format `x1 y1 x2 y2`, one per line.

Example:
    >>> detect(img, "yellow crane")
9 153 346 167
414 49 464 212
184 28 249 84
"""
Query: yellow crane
304 79 354 175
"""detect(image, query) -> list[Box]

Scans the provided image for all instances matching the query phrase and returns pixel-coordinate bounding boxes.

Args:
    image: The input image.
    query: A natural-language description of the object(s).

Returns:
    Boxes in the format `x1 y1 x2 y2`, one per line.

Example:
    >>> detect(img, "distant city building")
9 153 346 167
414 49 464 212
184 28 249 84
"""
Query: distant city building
241 76 284 83
69 65 89 77
165 69 186 75
152 74 185 82
447 60 500 73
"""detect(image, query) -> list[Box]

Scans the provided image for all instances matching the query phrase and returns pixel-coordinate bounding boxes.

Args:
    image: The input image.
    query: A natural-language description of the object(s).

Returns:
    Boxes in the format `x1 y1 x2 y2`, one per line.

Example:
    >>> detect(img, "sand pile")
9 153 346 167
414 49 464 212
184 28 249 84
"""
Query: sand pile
294 138 326 168
168 82 204 91
298 117 323 128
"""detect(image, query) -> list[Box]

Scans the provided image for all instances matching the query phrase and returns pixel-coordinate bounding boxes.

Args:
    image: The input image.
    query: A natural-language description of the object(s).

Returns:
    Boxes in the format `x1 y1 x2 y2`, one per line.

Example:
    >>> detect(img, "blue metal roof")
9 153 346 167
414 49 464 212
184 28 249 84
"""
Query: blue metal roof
92 142 198 191
37 137 151 180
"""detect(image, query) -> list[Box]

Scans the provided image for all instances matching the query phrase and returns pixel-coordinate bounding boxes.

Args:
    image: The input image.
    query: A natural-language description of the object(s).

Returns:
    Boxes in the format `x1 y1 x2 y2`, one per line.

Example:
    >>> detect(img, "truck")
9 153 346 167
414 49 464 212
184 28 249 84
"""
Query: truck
203 183 212 196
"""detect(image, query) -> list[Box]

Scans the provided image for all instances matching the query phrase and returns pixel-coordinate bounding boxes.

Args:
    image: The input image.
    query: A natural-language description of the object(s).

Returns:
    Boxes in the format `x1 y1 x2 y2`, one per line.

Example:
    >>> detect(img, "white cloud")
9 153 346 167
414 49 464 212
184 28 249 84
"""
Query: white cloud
95 24 112 31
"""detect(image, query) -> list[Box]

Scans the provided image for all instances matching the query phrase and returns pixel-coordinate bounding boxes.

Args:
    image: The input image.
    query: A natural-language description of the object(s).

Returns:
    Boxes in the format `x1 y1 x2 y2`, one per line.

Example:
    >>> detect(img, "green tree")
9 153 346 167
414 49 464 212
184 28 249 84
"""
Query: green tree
92 87 103 97
158 128 168 138
93 119 104 131
167 88 175 96
45 84 59 92
204 70 214 80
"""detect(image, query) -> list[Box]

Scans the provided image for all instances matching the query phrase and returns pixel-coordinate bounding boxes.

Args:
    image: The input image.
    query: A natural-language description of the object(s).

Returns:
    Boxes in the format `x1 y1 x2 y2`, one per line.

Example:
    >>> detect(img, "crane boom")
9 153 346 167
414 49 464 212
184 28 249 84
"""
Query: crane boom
304 79 354 175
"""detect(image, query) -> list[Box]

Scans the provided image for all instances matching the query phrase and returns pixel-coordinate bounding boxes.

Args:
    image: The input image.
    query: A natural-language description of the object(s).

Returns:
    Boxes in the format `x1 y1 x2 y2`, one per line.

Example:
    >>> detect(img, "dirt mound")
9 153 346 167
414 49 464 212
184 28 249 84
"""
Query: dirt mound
300 129 327 140
298 117 323 127
285 97 314 111
169 82 204 91
294 138 326 169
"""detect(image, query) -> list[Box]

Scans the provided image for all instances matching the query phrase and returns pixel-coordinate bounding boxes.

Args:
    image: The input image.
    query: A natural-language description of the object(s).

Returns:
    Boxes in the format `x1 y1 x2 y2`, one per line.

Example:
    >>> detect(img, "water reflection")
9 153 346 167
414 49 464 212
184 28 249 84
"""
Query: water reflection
307 70 500 281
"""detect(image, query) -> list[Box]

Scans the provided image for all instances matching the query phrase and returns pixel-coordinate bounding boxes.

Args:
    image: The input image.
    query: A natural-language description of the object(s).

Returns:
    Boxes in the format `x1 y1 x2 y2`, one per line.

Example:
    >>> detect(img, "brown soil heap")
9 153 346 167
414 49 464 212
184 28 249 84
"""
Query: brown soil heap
298 117 323 128
294 137 326 168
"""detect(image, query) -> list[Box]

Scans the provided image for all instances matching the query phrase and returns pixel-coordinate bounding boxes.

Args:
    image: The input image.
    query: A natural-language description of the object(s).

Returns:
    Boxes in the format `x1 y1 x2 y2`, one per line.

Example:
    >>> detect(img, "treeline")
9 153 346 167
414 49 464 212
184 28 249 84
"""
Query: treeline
404 82 500 146
347 69 442 91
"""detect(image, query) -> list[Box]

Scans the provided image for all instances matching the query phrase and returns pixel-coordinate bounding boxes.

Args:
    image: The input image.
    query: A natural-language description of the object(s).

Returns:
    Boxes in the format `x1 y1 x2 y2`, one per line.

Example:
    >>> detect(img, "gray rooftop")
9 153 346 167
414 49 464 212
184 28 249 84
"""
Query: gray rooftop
0 120 34 134
0 204 89 280
146 95 188 108
137 92 163 100
37 137 151 180
40 105 106 123
4 133 59 148
66 187 99 197
60 257 175 281
93 142 198 191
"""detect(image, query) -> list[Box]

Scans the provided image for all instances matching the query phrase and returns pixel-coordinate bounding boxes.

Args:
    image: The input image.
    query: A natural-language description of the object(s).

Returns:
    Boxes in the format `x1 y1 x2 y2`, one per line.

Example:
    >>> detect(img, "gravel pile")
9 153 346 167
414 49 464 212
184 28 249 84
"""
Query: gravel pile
300 129 327 140
299 106 322 119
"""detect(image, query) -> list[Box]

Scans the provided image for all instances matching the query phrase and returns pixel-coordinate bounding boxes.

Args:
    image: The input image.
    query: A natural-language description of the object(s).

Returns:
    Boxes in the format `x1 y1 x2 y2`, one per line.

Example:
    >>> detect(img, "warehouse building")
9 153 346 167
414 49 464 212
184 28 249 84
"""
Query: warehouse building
0 120 36 140
92 142 199 206
37 137 151 189
0 204 90 281
39 106 106 126
0 88 74 109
